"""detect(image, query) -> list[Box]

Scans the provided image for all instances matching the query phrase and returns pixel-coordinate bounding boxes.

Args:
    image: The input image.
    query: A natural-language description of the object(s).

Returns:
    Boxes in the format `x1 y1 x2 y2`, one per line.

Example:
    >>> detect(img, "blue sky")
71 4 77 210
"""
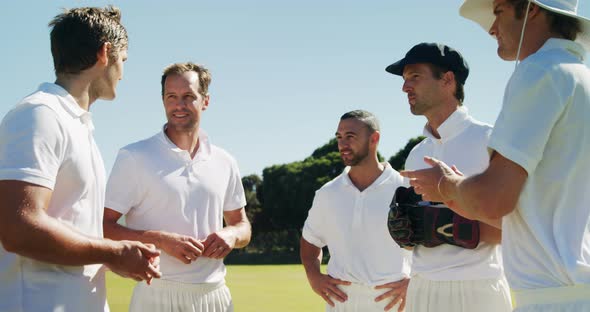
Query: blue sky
2 1 589 177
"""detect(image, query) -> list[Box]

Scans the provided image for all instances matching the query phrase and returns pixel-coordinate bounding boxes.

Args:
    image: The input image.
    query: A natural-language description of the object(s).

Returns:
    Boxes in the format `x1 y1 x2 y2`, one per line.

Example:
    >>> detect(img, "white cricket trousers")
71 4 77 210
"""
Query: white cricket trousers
405 275 512 312
129 279 233 312
512 284 590 312
326 282 403 312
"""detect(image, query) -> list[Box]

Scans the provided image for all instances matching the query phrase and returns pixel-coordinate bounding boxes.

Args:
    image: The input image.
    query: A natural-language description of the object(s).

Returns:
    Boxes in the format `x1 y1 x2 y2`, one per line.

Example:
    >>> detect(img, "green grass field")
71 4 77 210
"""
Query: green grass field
106 264 325 312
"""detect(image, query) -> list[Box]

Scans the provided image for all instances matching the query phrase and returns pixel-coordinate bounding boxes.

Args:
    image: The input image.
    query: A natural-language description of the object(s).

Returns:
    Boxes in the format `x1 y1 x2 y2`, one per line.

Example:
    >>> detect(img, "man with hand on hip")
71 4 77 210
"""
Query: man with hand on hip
301 110 411 312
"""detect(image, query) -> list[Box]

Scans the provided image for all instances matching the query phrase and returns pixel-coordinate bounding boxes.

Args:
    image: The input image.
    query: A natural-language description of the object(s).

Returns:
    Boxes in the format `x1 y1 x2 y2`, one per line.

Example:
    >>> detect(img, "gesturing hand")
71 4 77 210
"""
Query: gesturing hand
308 272 351 307
401 156 460 202
375 278 410 311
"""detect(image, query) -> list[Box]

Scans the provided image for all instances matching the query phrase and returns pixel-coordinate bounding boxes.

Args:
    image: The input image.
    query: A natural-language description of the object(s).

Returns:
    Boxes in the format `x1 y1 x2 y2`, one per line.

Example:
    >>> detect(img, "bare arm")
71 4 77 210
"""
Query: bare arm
401 153 527 226
480 222 501 244
104 208 204 264
451 152 527 220
201 208 251 259
0 180 161 281
300 237 350 306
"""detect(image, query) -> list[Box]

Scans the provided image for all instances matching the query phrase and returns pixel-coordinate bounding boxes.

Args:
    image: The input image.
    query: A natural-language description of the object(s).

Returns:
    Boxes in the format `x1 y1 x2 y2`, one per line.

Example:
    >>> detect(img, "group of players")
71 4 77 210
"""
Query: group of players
1 0 589 312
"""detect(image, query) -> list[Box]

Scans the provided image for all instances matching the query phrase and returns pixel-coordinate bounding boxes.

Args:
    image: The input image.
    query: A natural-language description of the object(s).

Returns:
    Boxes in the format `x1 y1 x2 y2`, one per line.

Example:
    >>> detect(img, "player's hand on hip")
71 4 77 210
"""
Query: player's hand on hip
159 232 204 264
202 231 235 259
309 273 351 307
374 277 410 311
106 240 162 284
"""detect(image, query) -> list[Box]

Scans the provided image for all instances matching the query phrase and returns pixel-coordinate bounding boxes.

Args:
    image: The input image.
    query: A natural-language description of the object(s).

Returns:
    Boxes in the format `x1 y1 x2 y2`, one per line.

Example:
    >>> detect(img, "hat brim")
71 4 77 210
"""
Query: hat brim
385 59 409 76
459 0 590 51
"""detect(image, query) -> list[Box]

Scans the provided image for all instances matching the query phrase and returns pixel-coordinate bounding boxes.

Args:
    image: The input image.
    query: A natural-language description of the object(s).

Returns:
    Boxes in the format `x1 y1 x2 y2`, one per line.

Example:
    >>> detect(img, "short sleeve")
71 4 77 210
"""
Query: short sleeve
0 104 65 189
105 149 143 215
489 63 567 175
223 157 247 211
301 190 327 248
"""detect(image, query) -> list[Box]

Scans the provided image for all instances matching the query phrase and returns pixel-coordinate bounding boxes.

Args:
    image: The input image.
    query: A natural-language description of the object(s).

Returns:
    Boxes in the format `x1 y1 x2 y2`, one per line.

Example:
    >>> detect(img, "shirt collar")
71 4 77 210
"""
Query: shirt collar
38 82 94 132
423 106 471 143
536 38 586 63
340 162 395 190
159 125 212 161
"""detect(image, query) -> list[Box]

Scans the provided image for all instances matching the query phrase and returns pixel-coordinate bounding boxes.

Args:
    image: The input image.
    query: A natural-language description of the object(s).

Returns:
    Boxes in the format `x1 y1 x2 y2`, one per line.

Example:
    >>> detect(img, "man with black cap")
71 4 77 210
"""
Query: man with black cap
386 42 512 312
401 1 590 310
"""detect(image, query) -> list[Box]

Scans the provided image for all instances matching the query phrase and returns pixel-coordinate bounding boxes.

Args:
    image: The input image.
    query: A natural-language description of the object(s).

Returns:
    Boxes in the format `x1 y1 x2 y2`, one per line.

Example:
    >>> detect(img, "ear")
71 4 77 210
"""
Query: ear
371 131 380 145
96 42 111 66
201 94 210 111
527 3 542 19
442 71 455 86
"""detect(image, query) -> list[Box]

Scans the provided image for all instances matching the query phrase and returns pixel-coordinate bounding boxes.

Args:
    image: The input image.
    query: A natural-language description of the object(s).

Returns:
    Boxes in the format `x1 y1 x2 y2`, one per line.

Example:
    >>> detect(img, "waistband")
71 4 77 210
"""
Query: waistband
143 278 226 295
513 284 590 308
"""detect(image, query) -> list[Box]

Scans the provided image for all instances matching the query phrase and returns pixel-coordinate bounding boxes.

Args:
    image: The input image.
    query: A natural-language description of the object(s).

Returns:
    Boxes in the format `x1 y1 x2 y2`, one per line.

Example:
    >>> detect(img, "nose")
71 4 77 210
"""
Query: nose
488 19 498 37
402 80 411 93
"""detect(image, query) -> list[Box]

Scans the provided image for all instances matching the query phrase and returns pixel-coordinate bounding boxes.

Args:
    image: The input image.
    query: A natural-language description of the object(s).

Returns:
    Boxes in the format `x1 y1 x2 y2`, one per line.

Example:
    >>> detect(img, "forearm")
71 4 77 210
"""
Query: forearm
440 174 506 227
300 238 322 279
479 222 502 244
2 210 118 266
219 220 251 249
104 221 168 248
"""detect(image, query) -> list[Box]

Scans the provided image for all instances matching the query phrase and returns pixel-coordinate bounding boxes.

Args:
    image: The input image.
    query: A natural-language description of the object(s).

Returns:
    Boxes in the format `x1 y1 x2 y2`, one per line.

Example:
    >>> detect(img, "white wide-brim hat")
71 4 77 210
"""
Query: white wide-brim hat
459 0 590 51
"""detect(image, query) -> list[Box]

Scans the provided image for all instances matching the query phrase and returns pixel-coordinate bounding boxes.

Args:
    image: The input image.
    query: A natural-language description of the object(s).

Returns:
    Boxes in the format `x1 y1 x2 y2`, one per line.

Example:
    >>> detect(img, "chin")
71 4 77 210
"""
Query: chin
497 48 516 61
100 91 117 101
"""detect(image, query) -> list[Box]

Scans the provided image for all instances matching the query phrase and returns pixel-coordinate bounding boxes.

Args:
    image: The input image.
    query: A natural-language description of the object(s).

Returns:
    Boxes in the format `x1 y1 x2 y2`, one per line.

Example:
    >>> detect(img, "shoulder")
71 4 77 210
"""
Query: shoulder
513 48 577 89
315 172 346 195
1 96 65 138
464 117 493 139
405 137 429 165
210 144 240 166
120 133 162 156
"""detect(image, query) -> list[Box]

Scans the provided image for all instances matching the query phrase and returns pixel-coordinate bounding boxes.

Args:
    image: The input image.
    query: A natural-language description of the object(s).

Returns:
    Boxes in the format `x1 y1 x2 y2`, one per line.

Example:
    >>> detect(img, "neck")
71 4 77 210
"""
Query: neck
165 126 201 158
425 103 459 139
517 14 560 61
55 75 93 111
348 155 384 192
517 33 554 61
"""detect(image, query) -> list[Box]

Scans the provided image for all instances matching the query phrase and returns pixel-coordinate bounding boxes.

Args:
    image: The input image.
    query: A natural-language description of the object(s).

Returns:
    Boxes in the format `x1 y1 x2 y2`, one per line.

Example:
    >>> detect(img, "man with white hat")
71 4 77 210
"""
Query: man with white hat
400 0 590 311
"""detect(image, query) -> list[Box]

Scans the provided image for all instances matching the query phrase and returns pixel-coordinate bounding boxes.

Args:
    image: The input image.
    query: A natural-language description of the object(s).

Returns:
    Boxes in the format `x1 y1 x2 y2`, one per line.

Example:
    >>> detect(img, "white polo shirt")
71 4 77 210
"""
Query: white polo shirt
105 128 246 284
302 163 411 286
489 39 590 290
405 107 504 281
0 83 108 312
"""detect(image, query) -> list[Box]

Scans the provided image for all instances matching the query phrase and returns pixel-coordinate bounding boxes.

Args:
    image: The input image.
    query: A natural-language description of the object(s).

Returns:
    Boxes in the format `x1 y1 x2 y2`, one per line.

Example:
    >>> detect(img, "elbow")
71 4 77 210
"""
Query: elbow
478 196 516 220
236 220 252 248
0 230 27 254
243 223 252 247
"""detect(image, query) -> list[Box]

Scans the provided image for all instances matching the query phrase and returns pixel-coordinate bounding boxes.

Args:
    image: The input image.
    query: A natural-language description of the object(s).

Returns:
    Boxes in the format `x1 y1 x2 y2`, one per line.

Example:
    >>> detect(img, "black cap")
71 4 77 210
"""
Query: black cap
385 43 469 85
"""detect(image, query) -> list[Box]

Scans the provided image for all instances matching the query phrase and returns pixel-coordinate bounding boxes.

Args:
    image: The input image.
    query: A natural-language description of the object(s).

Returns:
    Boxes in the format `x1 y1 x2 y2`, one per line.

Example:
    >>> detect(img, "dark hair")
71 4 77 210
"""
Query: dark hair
49 6 128 75
426 63 465 104
508 0 581 40
340 110 380 133
161 62 212 98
